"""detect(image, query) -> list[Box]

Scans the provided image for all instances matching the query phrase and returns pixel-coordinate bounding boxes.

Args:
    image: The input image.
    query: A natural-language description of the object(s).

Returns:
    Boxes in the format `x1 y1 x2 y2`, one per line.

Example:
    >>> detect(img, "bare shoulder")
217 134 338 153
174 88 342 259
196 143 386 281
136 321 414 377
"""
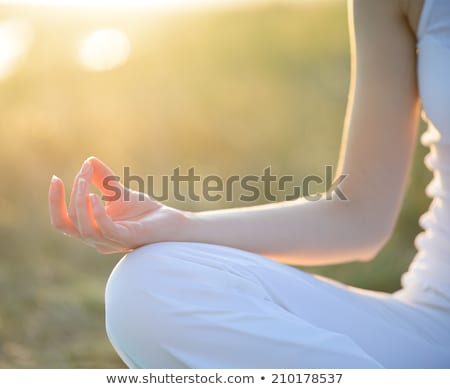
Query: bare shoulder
350 0 424 36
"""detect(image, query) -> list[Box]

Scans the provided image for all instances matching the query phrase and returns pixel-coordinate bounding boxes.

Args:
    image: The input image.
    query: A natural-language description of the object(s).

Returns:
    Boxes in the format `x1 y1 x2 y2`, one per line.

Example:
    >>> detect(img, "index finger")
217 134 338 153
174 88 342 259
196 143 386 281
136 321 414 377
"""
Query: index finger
48 175 81 238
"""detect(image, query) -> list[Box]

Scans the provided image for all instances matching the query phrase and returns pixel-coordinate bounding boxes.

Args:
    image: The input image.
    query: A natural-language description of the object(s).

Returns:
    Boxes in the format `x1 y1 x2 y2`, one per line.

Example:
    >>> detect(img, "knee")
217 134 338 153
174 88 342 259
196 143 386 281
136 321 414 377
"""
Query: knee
104 242 272 367
104 242 241 367
105 242 230 304
105 243 193 367
105 241 268 318
105 243 170 300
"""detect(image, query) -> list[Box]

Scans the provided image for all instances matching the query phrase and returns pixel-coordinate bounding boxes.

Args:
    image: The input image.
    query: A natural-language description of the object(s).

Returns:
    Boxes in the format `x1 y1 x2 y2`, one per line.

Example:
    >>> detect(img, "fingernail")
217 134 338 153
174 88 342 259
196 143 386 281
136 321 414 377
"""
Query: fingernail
78 178 86 194
80 162 92 175
51 175 59 183
89 193 98 205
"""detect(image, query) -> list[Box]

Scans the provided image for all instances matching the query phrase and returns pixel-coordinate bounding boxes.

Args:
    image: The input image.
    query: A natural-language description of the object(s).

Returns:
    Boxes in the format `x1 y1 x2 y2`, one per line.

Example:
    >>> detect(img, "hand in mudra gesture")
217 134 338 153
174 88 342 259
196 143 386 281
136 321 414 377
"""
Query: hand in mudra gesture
48 157 187 254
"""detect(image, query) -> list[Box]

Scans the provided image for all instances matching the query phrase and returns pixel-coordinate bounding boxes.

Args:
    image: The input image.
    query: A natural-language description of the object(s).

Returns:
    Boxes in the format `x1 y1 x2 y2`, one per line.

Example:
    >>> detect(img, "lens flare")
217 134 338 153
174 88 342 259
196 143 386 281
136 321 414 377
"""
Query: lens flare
79 29 130 72
0 19 33 80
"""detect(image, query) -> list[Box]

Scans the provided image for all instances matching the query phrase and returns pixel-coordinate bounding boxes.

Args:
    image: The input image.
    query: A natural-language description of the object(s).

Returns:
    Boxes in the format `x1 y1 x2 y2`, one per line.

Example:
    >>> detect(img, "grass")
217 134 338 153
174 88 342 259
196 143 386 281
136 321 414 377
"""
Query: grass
0 0 431 367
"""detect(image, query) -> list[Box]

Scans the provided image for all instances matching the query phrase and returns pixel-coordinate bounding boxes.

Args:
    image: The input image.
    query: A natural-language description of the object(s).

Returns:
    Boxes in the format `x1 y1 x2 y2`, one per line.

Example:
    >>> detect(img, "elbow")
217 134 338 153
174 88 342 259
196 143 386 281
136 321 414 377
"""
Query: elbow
355 220 394 262
336 193 399 263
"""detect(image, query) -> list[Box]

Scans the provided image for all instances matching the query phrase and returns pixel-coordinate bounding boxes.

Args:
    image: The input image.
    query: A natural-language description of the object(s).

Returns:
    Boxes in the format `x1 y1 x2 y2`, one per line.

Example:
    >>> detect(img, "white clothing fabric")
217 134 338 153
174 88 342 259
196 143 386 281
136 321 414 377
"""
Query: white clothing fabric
105 242 450 368
394 0 450 314
104 0 450 368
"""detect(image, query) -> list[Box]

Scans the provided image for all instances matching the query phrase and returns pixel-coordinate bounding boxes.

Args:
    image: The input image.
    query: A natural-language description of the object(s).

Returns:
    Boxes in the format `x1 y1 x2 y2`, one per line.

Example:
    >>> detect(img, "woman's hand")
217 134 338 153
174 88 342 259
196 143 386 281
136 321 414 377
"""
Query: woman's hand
48 157 188 254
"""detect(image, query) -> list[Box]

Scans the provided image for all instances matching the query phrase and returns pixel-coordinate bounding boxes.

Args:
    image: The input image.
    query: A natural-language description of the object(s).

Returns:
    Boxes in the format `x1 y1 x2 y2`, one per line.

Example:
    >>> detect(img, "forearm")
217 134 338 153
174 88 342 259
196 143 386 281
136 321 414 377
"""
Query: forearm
176 195 385 266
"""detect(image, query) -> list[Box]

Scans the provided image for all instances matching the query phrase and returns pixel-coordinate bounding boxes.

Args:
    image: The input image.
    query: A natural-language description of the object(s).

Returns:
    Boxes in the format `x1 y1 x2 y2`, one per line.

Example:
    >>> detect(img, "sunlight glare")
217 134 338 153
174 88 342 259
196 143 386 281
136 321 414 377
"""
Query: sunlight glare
0 19 33 81
79 29 130 72
0 0 237 9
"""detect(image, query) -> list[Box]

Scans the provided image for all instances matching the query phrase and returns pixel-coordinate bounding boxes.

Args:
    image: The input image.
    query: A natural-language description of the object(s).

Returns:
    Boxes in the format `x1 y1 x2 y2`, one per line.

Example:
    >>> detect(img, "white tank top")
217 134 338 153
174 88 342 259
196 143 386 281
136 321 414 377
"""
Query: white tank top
396 0 450 312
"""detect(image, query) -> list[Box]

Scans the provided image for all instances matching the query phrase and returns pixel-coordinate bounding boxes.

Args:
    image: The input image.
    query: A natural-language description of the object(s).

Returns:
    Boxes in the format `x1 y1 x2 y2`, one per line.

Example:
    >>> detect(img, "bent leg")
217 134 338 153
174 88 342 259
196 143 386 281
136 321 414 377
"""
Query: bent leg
105 242 450 368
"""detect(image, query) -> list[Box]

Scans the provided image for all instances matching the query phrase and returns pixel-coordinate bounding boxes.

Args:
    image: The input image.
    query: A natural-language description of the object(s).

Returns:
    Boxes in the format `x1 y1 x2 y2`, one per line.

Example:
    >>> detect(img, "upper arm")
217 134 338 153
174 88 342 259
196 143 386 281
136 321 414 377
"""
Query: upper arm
337 0 420 245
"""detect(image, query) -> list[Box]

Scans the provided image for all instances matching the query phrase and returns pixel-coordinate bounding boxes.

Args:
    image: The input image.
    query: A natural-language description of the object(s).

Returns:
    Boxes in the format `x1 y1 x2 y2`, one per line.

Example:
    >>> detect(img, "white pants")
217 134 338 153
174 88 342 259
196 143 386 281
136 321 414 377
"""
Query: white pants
105 242 450 368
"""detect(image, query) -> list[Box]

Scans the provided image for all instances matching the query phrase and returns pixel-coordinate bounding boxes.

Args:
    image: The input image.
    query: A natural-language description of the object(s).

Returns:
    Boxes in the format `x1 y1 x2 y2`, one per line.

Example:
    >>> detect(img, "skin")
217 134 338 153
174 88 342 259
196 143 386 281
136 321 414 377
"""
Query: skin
49 0 425 265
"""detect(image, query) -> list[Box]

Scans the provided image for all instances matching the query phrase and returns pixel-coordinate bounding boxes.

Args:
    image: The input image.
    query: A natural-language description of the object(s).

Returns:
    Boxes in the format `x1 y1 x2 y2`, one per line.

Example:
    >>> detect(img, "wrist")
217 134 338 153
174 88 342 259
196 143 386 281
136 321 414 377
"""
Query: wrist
171 209 200 243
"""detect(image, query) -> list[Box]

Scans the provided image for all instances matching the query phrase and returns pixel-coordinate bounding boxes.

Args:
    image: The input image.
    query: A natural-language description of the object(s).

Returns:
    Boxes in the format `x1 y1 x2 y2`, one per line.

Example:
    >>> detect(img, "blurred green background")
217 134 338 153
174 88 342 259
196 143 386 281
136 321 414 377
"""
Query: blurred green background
0 0 430 367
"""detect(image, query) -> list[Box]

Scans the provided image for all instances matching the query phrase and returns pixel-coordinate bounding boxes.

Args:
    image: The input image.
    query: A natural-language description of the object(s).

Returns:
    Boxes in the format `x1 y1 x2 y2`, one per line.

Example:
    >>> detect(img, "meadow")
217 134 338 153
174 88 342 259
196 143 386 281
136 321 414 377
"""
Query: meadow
0 0 431 367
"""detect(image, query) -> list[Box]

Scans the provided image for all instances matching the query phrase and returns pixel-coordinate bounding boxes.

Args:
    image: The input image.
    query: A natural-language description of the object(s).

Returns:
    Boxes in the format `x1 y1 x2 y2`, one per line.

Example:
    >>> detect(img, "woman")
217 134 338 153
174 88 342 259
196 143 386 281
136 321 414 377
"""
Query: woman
48 0 450 367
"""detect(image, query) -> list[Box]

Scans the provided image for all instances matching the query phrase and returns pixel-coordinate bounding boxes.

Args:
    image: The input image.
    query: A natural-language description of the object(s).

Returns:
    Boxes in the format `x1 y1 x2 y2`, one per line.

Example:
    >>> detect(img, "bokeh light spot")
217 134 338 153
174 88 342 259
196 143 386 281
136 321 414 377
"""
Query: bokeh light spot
0 19 33 81
79 29 130 72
